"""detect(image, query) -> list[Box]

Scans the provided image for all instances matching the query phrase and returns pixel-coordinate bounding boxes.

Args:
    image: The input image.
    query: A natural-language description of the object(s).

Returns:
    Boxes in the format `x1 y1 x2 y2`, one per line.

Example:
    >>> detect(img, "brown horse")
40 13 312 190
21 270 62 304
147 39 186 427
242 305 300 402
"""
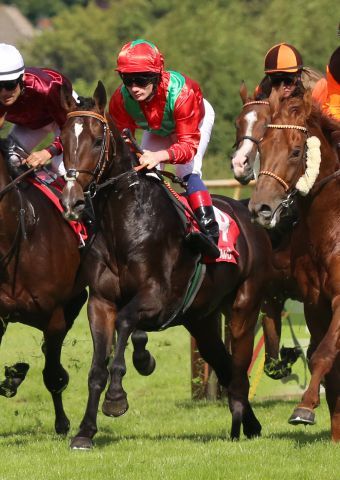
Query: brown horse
249 87 340 441
232 84 302 379
59 81 274 449
0 138 89 434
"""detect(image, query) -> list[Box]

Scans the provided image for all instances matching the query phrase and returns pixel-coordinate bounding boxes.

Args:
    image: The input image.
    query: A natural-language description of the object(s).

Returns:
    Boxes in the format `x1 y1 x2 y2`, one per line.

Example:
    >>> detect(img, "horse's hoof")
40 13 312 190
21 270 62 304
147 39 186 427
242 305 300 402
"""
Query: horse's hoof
243 420 262 439
70 436 94 450
55 419 70 435
288 407 316 425
102 398 129 417
133 353 156 376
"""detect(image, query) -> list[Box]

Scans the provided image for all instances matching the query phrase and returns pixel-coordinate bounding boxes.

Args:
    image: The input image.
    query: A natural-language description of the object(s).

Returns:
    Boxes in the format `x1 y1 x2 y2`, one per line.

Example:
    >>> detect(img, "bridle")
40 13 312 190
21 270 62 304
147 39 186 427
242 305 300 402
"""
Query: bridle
235 101 270 148
64 110 116 186
258 123 308 193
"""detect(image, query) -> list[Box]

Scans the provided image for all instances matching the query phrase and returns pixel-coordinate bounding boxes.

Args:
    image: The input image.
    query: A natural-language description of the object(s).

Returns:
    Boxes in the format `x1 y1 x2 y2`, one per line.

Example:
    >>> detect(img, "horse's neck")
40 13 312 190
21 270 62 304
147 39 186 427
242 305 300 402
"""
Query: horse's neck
0 156 21 229
316 128 339 178
105 175 180 238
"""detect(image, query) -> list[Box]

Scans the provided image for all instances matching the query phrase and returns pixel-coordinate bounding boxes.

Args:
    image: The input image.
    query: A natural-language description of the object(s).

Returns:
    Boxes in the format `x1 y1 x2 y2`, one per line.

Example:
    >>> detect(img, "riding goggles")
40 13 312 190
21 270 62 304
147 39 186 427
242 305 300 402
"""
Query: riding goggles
120 73 159 87
0 78 21 91
270 75 298 86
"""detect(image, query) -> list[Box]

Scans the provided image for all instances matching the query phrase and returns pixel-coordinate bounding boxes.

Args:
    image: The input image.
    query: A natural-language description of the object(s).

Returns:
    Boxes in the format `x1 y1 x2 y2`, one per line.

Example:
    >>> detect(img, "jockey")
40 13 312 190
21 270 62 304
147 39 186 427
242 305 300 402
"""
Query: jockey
109 39 220 259
0 43 77 175
312 46 340 157
256 43 318 99
312 46 340 121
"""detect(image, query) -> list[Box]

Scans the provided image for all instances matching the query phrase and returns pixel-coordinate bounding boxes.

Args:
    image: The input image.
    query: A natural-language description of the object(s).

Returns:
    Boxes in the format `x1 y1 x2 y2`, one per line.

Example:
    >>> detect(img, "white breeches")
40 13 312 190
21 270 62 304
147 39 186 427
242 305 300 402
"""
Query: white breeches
141 98 215 178
10 122 66 176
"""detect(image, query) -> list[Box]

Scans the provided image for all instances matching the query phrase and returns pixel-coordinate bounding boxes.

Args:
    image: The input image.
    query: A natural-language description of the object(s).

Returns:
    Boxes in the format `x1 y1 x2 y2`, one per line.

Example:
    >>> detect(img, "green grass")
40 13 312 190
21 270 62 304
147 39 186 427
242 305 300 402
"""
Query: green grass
0 308 339 480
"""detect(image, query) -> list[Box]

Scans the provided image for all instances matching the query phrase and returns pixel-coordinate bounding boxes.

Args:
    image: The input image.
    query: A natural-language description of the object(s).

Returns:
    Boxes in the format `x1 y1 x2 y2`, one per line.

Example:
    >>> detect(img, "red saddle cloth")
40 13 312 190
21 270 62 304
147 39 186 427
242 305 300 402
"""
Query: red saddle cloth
27 176 88 245
179 195 240 264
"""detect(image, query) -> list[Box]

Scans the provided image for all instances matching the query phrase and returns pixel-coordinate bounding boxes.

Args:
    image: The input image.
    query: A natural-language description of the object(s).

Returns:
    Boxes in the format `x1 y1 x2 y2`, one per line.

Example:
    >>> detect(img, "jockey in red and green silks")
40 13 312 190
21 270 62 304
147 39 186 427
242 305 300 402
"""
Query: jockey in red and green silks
109 39 219 258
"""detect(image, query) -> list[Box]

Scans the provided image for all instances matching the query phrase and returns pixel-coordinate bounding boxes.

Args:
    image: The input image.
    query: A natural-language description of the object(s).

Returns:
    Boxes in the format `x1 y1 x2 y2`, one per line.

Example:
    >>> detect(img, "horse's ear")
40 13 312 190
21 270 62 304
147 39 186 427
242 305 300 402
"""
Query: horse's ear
303 88 313 118
93 81 107 114
60 84 76 112
239 81 248 104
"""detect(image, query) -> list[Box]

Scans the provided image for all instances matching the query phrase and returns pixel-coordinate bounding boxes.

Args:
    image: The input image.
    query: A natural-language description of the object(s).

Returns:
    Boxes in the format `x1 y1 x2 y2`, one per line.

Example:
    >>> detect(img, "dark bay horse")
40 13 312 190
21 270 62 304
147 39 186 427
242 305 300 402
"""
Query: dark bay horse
232 84 302 380
249 87 340 441
0 139 89 434
60 81 274 449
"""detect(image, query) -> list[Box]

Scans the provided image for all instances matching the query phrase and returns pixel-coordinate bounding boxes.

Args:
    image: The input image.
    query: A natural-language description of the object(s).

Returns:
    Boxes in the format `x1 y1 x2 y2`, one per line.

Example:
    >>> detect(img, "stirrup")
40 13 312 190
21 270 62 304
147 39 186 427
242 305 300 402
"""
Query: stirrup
186 232 220 259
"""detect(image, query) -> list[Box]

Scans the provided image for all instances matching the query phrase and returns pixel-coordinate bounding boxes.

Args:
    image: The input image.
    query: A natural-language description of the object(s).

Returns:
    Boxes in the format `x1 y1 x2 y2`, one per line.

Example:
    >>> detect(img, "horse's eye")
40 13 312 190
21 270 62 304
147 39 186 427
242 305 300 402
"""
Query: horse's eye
93 137 103 148
291 148 301 158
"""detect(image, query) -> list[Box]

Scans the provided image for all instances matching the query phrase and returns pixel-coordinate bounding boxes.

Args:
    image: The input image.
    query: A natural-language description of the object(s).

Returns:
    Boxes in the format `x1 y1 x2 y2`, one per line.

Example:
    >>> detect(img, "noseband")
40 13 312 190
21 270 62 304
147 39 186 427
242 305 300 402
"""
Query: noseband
65 110 116 185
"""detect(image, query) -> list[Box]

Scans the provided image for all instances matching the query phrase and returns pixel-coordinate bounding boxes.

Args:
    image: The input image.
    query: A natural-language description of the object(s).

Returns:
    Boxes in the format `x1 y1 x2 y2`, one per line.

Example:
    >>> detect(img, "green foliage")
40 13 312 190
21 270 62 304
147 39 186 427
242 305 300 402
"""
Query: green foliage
3 0 87 23
19 0 340 178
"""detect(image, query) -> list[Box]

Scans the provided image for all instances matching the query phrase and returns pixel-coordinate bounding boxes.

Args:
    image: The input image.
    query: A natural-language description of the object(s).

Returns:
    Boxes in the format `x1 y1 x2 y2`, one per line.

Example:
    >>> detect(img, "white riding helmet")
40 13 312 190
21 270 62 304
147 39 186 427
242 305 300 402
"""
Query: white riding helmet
0 43 25 81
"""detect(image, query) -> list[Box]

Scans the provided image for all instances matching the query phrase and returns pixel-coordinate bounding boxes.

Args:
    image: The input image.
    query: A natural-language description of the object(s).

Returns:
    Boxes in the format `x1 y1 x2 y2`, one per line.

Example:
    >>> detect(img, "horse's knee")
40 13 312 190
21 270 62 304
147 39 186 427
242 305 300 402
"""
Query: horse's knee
43 366 69 394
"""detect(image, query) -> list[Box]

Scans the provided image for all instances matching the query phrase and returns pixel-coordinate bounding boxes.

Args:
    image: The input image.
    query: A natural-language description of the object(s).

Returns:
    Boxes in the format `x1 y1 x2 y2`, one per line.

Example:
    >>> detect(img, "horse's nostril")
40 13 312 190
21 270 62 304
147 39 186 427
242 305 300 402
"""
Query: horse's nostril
74 200 85 212
258 205 272 219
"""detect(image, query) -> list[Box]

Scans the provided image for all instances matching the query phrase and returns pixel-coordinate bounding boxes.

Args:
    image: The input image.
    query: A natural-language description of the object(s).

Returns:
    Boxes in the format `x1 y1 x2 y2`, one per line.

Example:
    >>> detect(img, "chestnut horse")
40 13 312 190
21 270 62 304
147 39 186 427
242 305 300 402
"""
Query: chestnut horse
59 82 274 449
0 138 88 434
232 85 302 379
249 87 340 441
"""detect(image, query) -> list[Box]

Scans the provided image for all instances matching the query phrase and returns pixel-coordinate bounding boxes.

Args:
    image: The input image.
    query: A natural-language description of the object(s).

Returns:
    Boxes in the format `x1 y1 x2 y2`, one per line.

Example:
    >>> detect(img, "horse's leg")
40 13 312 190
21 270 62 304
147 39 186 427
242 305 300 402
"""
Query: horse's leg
262 298 294 379
226 295 262 440
71 295 116 450
0 315 30 397
324 355 340 441
288 300 334 427
42 307 72 435
131 329 156 376
101 309 140 419
185 312 233 391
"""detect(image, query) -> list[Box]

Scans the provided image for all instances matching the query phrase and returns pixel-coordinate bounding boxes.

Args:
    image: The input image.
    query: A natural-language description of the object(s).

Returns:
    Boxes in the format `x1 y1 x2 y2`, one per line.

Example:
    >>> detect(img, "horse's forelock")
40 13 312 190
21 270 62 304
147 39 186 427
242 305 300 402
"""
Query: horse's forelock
77 96 96 111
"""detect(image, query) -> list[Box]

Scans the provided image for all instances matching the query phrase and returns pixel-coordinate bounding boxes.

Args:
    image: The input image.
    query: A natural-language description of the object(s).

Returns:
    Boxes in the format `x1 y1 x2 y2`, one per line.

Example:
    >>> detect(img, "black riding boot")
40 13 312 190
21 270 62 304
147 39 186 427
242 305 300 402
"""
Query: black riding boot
187 205 220 259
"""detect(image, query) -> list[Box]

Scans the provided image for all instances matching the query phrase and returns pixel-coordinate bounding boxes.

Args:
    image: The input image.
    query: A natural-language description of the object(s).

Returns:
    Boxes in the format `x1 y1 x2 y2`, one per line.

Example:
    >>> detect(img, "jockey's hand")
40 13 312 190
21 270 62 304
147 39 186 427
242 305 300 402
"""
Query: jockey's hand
139 149 170 170
24 149 52 169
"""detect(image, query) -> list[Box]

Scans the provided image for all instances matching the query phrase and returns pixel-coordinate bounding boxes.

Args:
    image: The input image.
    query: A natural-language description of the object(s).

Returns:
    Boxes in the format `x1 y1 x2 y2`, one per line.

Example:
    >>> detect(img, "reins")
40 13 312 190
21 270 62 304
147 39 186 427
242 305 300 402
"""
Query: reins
65 110 116 183
236 101 270 148
0 166 35 198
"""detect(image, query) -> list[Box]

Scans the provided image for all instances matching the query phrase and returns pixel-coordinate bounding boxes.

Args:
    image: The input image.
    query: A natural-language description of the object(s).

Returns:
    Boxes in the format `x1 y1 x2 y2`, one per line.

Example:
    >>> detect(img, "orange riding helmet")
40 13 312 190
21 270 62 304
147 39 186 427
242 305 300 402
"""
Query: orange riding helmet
264 43 303 74
116 39 164 74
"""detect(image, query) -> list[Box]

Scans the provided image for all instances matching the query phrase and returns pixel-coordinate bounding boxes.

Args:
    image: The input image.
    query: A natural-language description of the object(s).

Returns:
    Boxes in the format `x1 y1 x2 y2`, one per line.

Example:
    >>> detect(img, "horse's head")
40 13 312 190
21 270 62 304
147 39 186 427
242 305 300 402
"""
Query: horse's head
60 81 116 220
231 82 271 184
249 87 319 228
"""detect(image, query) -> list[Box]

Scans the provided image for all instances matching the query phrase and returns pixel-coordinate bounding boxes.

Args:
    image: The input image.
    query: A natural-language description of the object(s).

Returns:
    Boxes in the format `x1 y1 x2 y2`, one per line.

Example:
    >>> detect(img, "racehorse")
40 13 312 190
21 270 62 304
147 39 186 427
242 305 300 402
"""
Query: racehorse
0 138 88 434
232 84 302 379
249 86 340 441
59 81 274 449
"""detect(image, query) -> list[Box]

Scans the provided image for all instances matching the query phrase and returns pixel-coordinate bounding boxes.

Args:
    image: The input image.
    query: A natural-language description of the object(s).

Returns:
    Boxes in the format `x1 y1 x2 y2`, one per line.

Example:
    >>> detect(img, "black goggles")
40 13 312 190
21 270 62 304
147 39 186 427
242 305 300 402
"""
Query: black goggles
120 73 159 88
270 75 297 86
0 78 21 91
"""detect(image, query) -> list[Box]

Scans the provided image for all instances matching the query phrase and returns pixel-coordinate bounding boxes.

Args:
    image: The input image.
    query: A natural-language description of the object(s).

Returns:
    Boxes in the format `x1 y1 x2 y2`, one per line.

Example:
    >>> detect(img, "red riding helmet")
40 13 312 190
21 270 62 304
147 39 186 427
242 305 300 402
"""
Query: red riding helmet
264 43 303 74
116 39 164 74
328 46 340 84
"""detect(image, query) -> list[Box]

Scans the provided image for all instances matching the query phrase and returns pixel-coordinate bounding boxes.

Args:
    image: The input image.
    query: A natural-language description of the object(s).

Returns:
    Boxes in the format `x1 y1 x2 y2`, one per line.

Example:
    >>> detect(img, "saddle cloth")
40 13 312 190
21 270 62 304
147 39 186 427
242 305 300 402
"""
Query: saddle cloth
26 175 88 246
